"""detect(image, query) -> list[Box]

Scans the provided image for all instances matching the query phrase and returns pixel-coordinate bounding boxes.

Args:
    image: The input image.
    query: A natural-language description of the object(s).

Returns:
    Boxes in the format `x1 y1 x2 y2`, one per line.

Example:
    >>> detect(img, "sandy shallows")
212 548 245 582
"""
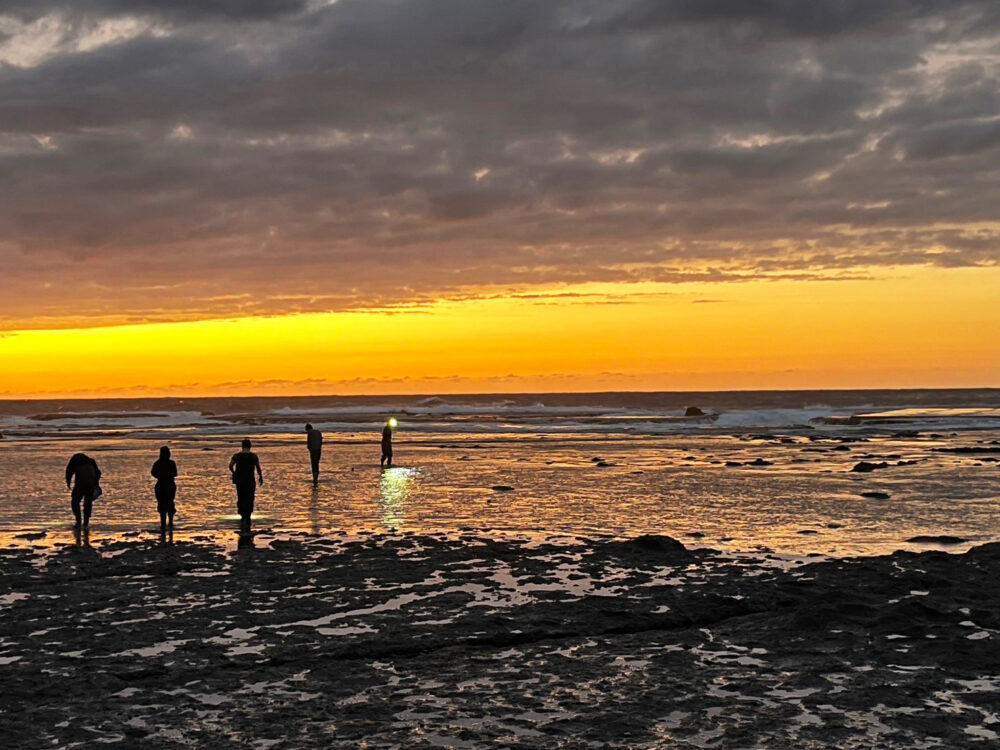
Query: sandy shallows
2 532 1000 748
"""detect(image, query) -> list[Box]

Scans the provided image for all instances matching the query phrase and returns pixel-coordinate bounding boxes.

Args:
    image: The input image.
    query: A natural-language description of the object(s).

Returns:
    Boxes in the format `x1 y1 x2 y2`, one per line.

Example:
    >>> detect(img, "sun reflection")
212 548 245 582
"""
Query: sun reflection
377 468 417 530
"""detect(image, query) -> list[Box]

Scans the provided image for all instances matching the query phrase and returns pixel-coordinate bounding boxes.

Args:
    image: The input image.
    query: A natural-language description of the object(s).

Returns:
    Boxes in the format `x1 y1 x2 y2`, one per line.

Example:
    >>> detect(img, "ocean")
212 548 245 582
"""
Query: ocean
1 388 998 555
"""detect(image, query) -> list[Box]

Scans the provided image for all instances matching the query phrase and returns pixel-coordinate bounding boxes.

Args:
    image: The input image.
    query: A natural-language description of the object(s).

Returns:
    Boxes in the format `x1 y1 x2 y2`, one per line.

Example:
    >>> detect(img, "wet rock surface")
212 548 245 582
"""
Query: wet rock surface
906 535 967 545
4 533 1000 747
851 461 890 473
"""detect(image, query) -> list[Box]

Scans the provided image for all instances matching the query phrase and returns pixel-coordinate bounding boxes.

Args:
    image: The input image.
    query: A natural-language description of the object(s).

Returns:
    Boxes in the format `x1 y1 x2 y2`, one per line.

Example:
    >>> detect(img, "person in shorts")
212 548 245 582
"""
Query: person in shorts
229 438 263 532
65 453 101 529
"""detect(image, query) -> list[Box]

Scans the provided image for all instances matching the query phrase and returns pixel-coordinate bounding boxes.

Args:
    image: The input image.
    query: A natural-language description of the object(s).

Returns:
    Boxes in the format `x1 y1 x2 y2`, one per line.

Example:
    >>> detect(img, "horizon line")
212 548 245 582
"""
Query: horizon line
2 385 1000 403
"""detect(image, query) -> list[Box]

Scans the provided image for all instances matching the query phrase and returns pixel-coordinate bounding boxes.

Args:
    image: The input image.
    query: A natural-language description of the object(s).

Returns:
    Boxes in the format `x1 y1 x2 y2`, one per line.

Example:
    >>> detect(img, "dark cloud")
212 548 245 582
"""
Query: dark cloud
1 0 999 328
593 0 998 40
0 0 311 22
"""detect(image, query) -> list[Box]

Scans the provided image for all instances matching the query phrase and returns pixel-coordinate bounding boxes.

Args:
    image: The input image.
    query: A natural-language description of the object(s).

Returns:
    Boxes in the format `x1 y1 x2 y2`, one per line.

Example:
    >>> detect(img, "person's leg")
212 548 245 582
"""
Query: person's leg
159 511 167 533
83 496 93 528
166 488 176 528
386 448 393 468
311 450 320 483
237 486 254 531
71 491 82 528
237 489 246 530
246 489 255 530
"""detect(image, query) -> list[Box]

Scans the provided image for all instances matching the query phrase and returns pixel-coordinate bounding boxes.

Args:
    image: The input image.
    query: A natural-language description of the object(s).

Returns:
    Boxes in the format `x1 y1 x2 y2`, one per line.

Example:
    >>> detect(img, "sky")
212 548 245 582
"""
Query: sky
1 0 998 397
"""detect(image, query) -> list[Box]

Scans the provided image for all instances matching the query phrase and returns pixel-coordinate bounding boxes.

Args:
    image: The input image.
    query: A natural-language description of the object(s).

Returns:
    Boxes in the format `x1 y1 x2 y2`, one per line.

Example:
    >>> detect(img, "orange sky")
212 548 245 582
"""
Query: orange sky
2 265 997 398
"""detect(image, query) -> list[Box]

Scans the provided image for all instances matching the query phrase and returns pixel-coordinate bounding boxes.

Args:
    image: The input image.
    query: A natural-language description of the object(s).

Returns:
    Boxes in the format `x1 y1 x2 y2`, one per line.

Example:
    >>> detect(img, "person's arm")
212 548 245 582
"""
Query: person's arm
151 463 159 479
229 454 237 473
255 455 263 484
169 461 178 479
65 459 74 488
93 462 102 483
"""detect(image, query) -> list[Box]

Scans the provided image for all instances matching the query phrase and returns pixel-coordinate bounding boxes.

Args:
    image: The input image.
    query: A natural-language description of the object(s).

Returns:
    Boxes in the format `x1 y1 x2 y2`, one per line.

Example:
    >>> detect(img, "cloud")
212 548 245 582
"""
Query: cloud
0 1 312 23
1 0 999 327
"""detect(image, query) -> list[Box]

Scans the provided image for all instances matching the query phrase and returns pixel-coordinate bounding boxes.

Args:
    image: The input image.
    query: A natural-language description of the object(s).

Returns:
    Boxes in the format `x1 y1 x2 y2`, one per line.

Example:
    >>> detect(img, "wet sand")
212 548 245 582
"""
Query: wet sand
3 532 1000 747
3 431 1000 556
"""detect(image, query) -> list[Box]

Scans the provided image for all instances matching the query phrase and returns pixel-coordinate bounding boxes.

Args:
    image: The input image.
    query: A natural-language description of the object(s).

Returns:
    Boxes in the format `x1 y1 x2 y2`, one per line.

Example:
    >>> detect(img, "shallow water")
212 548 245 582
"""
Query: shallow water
1 429 998 555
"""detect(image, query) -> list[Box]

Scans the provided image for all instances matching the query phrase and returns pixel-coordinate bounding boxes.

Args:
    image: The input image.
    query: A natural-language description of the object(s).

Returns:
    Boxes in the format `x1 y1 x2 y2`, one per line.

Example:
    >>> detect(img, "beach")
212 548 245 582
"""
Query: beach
7 0 1000 745
4 531 1000 747
2 391 1000 747
1 391 1000 555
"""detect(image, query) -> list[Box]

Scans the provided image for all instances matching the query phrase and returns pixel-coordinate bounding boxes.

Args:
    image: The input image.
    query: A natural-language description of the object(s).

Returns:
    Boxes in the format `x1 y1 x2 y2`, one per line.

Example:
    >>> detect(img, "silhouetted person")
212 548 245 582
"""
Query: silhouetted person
381 419 394 469
65 453 101 529
151 445 178 533
305 423 323 485
229 438 263 532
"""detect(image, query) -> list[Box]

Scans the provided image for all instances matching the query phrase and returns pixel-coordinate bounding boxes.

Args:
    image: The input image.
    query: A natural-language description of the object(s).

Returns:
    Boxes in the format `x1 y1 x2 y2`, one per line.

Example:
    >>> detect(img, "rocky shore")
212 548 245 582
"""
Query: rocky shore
3 532 1000 748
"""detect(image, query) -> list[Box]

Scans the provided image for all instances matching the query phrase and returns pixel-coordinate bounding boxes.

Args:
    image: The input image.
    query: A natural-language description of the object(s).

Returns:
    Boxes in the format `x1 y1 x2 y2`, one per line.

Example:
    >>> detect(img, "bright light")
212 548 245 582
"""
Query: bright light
388 418 398 428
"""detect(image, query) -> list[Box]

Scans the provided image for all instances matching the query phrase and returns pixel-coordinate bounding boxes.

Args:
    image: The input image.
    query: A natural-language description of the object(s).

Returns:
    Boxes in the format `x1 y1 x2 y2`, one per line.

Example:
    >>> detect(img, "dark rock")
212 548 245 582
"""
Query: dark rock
725 461 743 467
789 605 839 631
685 531 705 539
851 461 889 473
595 461 614 467
625 535 689 555
746 458 773 466
14 531 46 540
490 485 515 492
684 406 706 417
860 491 891 500
797 529 819 535
906 535 967 545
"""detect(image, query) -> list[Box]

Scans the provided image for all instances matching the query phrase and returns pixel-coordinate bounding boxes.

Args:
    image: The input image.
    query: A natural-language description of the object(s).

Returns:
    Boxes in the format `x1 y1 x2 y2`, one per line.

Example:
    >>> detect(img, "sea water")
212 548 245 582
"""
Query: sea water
1 389 998 555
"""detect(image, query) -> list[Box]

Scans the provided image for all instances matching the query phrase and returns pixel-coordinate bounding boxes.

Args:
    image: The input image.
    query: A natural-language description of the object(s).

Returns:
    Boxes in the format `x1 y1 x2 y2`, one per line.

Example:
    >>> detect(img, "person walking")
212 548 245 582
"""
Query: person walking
229 438 263 532
151 446 178 533
65 453 101 529
305 423 323 485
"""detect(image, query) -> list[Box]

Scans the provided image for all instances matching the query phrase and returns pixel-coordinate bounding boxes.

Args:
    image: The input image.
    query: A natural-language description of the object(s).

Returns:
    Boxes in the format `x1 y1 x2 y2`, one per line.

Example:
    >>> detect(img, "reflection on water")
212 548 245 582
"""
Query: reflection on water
377 467 417 530
309 485 321 535
1 432 1000 556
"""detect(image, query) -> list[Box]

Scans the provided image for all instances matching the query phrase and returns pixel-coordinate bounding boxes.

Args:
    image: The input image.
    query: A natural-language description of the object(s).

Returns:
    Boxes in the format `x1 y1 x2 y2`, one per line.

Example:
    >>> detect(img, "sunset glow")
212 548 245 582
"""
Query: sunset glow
3 266 997 397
